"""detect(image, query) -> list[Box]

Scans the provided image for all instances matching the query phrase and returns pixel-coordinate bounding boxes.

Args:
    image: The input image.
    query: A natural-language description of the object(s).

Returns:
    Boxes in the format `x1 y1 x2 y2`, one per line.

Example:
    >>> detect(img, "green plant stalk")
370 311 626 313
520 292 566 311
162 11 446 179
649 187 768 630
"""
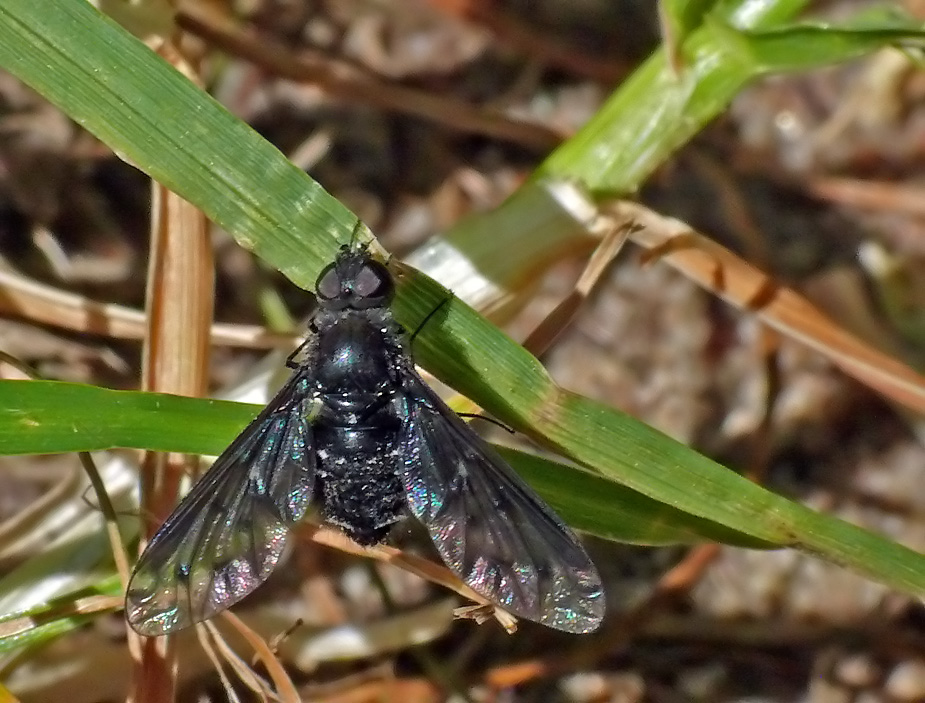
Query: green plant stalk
539 1 925 192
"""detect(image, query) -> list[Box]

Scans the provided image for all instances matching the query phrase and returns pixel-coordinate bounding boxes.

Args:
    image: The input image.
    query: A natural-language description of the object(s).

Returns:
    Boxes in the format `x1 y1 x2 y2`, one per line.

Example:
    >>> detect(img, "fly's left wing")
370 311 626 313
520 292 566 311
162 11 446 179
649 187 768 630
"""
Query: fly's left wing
395 369 604 634
125 373 317 636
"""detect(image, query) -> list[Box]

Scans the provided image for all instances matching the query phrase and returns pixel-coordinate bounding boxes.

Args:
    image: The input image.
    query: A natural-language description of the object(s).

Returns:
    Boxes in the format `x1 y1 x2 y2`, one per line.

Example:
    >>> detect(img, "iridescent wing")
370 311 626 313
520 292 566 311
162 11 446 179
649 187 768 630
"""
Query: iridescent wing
395 369 604 633
125 372 317 636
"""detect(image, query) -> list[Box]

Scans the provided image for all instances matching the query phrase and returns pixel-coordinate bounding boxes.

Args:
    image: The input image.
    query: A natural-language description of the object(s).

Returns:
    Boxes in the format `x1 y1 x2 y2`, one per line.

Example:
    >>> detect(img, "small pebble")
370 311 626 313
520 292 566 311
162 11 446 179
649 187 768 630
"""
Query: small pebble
806 677 851 703
833 653 880 688
559 672 609 701
608 672 645 702
885 659 925 701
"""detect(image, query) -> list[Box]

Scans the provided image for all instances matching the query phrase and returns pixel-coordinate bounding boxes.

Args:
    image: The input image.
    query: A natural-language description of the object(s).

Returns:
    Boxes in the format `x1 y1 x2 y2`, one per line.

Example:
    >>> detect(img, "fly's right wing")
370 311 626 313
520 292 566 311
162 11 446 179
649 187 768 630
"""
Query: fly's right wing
125 372 317 636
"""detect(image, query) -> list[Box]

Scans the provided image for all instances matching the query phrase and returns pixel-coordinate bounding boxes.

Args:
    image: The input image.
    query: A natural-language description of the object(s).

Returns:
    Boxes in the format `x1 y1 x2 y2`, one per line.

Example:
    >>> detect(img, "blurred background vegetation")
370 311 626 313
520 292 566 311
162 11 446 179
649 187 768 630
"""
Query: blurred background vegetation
0 0 924 701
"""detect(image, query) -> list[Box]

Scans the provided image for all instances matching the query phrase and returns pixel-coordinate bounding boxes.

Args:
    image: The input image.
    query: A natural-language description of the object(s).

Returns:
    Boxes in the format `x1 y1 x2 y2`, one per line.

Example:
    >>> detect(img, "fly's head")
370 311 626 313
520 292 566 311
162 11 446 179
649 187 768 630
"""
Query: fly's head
315 245 394 311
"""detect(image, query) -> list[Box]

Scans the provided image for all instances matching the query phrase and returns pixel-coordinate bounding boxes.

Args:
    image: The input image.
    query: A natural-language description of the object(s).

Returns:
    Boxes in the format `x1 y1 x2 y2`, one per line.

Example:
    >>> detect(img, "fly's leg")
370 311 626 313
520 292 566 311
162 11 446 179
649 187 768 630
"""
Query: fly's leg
286 330 316 369
408 296 452 348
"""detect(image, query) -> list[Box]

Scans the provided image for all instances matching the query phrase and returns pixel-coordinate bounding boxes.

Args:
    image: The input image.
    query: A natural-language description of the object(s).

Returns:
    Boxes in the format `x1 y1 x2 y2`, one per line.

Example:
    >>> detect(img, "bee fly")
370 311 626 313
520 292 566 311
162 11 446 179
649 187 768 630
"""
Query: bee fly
125 237 604 635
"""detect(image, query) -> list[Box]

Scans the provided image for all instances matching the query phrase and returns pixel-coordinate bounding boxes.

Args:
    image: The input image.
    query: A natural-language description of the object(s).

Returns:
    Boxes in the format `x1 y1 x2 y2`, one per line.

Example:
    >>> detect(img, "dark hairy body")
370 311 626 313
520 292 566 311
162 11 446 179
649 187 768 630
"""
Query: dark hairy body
308 310 406 545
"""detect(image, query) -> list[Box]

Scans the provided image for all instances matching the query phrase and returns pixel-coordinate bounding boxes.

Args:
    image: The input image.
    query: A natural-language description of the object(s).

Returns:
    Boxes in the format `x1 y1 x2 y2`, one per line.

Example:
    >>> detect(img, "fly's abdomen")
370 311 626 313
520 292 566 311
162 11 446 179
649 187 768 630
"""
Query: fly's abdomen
316 425 403 545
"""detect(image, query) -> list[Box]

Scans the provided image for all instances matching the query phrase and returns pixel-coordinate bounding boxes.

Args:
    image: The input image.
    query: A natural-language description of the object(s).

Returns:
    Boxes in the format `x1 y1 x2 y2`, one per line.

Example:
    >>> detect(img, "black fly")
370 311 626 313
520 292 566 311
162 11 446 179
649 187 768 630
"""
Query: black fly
125 238 604 635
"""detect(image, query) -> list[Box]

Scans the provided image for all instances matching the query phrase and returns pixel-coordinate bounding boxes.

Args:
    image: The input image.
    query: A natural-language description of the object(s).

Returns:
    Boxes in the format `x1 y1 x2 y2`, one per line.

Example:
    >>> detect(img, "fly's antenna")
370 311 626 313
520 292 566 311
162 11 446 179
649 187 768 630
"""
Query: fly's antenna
347 219 365 252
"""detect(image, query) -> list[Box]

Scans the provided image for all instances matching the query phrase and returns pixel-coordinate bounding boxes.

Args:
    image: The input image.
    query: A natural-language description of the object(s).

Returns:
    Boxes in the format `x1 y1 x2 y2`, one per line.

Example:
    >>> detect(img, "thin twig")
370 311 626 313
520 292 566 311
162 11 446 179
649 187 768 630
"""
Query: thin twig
0 268 298 349
220 611 302 703
195 623 246 703
306 525 517 633
521 220 635 356
175 8 564 150
430 0 627 82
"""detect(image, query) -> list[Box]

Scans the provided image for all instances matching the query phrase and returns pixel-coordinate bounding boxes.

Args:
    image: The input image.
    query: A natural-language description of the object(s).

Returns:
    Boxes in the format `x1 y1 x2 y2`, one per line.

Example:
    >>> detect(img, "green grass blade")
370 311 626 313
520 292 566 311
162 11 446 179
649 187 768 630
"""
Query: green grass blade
0 380 769 548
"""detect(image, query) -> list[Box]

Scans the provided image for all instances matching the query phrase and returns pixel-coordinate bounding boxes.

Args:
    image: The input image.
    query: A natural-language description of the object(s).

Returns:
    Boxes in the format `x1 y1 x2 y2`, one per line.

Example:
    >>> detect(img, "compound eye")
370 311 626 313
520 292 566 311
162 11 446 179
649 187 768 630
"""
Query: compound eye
353 262 392 300
316 265 341 300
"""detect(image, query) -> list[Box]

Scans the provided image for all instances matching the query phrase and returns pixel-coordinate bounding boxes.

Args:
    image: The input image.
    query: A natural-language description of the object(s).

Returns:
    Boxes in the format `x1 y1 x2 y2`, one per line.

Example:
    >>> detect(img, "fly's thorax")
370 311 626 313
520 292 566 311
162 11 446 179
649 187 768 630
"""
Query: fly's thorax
313 310 402 395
